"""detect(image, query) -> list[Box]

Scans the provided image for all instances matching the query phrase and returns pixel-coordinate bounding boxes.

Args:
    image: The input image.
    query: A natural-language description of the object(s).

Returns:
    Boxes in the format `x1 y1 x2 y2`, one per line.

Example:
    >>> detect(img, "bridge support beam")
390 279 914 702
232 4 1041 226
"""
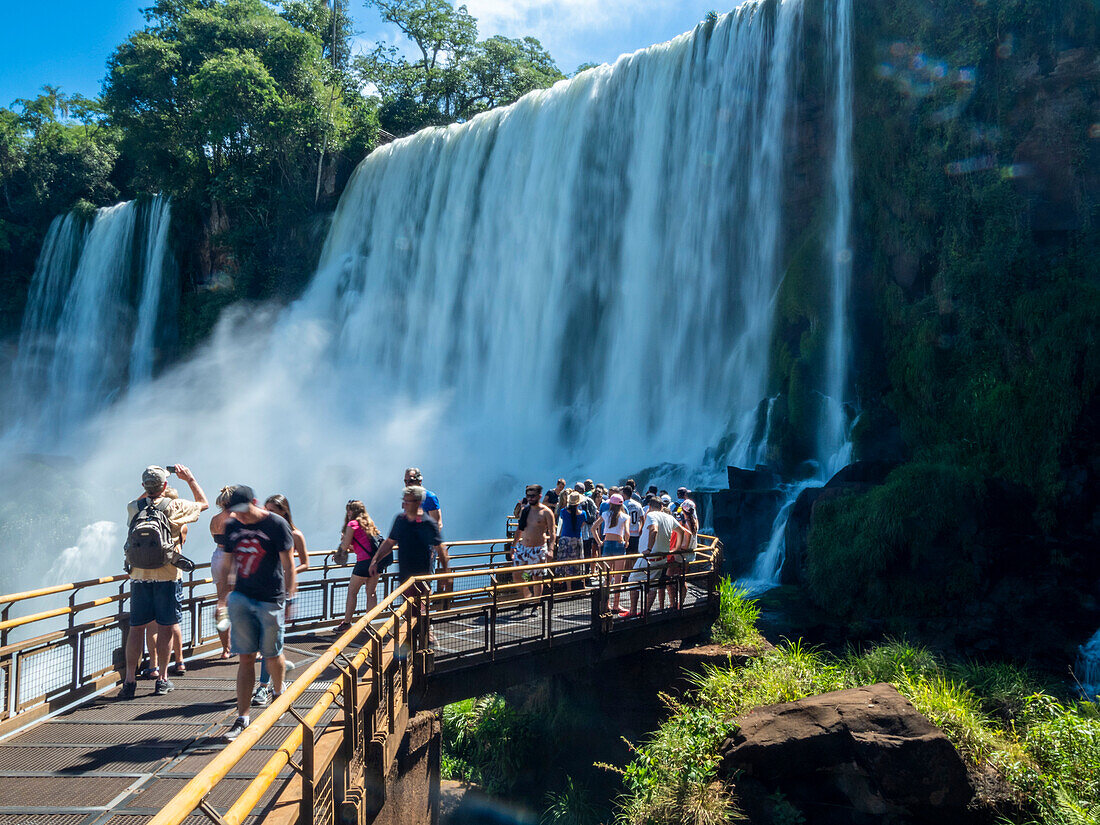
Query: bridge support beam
361 709 440 825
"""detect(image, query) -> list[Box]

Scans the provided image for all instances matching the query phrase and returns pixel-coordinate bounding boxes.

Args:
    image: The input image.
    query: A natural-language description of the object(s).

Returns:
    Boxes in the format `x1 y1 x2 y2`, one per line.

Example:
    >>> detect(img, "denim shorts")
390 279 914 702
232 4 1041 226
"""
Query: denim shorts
130 579 182 627
601 540 627 557
228 591 285 658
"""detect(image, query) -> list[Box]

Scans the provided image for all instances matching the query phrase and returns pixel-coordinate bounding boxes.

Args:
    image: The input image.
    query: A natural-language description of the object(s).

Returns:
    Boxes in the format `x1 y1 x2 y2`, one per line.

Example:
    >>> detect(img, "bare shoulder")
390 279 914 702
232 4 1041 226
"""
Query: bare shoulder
539 504 555 522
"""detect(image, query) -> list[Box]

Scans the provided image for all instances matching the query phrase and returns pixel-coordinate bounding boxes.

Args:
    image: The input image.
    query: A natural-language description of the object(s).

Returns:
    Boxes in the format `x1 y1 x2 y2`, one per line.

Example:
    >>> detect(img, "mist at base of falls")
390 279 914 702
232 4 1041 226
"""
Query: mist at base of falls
0 0 855 593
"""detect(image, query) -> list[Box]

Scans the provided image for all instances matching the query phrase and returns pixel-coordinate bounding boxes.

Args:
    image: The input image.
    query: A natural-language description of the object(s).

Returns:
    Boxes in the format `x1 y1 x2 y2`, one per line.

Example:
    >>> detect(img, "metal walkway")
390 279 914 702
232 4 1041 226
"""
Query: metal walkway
0 538 721 825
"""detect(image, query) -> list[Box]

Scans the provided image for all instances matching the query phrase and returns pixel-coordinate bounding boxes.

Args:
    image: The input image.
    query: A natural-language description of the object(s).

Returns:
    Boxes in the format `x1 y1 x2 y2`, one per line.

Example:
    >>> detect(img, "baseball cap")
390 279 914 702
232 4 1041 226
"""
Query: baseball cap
660 494 672 505
142 465 169 492
677 486 689 496
226 485 255 512
609 494 624 505
681 498 696 512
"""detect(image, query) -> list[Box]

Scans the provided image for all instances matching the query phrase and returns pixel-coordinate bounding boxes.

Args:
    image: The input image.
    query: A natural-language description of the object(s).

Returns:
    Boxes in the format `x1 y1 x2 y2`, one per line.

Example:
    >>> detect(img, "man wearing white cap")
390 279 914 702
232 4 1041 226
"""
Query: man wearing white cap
119 464 208 700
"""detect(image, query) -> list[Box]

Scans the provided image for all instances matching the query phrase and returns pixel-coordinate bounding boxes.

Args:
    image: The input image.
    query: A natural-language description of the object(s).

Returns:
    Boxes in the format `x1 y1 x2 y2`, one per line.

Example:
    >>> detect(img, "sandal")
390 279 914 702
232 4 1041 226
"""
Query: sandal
168 664 186 677
334 621 352 633
139 666 160 680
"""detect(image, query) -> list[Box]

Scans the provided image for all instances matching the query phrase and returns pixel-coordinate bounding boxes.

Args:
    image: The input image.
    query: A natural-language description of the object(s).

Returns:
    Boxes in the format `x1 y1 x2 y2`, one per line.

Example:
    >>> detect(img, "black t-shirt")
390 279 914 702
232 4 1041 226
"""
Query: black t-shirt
218 513 294 605
388 513 443 581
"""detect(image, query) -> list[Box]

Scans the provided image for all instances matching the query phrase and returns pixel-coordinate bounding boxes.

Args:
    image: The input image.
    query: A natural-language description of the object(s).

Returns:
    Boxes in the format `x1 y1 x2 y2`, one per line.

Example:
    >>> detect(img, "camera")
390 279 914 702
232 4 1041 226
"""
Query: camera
167 465 178 474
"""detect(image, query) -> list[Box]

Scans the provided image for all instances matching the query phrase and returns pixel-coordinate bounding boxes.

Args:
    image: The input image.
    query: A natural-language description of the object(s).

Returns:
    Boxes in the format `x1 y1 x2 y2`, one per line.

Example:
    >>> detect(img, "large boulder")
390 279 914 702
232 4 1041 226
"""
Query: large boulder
720 684 973 822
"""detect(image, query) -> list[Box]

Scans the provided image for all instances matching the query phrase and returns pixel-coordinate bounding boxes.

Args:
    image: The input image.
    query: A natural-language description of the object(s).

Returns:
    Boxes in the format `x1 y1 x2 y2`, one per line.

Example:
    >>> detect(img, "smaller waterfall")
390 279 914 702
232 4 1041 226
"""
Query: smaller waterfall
1076 628 1100 700
129 195 173 384
5 197 174 445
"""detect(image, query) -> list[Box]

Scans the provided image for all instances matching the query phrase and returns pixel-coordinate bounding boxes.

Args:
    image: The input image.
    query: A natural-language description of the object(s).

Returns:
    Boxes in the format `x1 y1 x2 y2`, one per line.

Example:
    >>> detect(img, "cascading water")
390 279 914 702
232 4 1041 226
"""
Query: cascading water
129 195 173 384
738 0 855 589
1076 628 1100 700
3 197 174 445
1 2 857 593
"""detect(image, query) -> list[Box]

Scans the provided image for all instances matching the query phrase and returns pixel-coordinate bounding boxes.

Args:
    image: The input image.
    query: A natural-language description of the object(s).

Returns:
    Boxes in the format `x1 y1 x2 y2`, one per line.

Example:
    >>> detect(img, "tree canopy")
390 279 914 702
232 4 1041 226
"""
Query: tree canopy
357 0 565 135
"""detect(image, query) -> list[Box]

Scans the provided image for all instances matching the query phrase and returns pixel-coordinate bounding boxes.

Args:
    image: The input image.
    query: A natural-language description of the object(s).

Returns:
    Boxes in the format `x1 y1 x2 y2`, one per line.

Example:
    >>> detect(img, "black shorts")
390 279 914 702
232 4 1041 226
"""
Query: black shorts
628 535 640 555
353 558 373 577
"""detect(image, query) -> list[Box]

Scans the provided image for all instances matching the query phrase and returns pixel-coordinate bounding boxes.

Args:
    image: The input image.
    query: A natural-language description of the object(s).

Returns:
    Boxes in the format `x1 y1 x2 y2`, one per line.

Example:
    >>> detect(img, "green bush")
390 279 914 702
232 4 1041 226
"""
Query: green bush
441 695 539 797
617 639 1098 825
805 462 986 617
711 579 764 647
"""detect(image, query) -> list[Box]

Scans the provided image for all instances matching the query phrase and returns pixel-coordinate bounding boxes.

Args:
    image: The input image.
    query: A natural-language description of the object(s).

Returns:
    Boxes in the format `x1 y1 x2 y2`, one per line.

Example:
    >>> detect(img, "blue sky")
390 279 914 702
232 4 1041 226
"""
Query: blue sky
1 1 723 108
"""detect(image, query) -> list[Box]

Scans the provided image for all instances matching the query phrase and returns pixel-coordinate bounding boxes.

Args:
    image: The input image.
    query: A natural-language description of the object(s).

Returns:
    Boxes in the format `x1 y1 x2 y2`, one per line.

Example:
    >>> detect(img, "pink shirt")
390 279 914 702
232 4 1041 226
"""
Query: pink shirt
347 520 377 561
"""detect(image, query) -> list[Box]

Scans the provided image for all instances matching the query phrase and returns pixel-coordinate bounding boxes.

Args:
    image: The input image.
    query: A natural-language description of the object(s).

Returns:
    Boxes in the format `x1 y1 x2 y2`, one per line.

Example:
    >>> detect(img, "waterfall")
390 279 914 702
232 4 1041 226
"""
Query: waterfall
0 2 858 595
4 197 173 444
129 195 173 384
1077 628 1100 701
739 0 855 588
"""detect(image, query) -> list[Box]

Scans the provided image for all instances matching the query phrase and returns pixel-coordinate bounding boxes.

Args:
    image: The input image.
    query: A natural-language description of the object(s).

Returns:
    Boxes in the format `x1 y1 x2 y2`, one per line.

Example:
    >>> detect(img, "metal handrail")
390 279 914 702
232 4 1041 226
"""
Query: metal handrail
145 580 421 825
2 531 721 823
146 547 721 825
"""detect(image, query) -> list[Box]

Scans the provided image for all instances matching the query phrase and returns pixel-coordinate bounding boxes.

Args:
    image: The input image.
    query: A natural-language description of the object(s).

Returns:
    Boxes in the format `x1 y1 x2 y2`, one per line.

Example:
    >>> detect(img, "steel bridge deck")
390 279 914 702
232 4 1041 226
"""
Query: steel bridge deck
0 566 715 824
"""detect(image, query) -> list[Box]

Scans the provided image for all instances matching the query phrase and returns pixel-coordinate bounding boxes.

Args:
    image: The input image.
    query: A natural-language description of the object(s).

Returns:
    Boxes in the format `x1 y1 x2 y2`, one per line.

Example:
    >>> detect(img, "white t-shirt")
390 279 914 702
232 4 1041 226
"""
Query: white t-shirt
623 498 644 536
642 510 678 556
600 510 629 543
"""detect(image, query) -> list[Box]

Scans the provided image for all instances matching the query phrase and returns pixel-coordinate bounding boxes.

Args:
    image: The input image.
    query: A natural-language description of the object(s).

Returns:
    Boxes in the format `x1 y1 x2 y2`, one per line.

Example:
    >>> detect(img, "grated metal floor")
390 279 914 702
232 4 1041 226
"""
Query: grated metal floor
0 633 342 825
0 578 710 824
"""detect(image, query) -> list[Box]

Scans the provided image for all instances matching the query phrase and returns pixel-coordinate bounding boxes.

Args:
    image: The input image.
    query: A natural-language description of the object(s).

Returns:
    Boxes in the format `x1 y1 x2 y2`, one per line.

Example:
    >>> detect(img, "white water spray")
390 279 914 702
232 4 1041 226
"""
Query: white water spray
2 3 856 595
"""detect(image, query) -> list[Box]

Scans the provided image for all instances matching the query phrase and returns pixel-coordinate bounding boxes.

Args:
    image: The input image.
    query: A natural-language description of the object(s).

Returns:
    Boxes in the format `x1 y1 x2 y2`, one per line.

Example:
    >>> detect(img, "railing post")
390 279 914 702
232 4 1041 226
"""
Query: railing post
1 604 10 648
489 583 498 661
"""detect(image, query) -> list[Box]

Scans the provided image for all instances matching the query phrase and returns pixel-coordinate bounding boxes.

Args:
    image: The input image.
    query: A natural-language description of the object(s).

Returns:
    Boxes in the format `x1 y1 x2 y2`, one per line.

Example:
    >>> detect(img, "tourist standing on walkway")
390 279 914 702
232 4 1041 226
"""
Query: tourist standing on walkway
624 497 688 617
252 494 310 707
622 483 644 556
119 465 208 700
556 491 590 590
217 486 296 741
595 493 630 613
371 485 445 583
586 485 605 557
209 485 236 660
404 468 449 584
574 483 598 559
669 491 699 609
512 484 556 602
336 500 386 633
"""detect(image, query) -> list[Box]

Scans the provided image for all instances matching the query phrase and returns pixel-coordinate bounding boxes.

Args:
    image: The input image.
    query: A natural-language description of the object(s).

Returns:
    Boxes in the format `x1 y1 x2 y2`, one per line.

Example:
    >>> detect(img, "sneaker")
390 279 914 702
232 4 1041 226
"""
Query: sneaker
225 716 249 742
251 684 273 707
334 621 351 633
154 677 174 695
117 681 136 700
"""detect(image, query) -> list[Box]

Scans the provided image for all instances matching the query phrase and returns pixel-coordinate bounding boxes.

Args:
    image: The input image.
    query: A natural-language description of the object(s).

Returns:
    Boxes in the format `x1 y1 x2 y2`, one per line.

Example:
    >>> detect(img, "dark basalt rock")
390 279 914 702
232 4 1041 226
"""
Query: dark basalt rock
720 684 974 824
710 485 784 576
728 464 781 491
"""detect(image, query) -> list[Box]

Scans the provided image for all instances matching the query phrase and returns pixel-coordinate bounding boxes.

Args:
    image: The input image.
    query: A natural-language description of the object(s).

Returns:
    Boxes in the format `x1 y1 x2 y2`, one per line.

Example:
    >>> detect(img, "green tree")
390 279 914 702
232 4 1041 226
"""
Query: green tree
357 0 564 135
103 0 378 300
0 88 119 332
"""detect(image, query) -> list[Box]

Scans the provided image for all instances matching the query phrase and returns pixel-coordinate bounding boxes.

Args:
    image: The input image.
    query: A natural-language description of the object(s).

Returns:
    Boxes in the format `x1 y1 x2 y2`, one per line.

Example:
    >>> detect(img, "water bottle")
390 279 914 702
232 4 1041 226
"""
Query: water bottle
215 606 230 632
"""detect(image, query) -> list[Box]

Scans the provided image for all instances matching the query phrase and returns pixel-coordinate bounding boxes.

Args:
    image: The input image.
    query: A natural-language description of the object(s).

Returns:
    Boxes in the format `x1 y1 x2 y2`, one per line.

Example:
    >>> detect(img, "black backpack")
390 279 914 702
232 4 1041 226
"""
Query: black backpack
124 498 179 570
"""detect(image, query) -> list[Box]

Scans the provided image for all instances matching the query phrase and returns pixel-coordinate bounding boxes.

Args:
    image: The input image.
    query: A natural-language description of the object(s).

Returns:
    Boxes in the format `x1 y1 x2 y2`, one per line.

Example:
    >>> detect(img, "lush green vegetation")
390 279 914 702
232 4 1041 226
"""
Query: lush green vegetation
616 638 1100 825
0 0 564 341
711 579 765 648
440 684 611 822
785 0 1100 631
358 0 565 136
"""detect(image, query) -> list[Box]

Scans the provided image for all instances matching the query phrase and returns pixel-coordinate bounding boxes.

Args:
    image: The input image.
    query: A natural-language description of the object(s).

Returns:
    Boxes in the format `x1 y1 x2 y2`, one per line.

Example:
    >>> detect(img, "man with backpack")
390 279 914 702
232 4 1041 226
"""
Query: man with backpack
119 464 208 700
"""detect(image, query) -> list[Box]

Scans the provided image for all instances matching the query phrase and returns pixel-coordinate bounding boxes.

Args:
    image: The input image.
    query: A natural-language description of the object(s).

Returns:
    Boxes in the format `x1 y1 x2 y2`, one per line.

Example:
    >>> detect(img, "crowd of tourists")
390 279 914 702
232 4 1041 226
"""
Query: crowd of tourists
115 464 697 742
116 463 445 742
510 478 699 616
